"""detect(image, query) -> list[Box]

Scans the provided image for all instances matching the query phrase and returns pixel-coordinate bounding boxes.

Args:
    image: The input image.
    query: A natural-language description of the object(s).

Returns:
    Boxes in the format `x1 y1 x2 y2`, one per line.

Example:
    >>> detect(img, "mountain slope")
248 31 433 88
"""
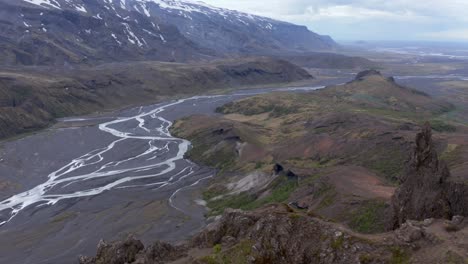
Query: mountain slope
0 0 336 66
0 0 214 66
117 0 337 54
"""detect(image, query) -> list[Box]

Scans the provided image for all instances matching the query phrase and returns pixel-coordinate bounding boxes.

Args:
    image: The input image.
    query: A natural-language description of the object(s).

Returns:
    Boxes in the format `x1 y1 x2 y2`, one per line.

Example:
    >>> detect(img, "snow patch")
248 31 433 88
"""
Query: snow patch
111 33 122 45
122 23 144 47
23 0 61 9
159 34 167 43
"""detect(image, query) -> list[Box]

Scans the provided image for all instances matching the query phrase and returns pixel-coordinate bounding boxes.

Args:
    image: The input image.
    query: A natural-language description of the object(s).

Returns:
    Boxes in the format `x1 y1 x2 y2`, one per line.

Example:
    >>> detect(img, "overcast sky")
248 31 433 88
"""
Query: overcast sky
201 0 468 42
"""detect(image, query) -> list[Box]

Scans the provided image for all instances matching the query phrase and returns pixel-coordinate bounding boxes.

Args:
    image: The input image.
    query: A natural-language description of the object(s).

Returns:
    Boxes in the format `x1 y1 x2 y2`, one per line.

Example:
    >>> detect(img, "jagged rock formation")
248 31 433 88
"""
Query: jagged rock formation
79 238 187 264
192 207 381 263
387 123 468 229
81 204 468 263
79 237 144 264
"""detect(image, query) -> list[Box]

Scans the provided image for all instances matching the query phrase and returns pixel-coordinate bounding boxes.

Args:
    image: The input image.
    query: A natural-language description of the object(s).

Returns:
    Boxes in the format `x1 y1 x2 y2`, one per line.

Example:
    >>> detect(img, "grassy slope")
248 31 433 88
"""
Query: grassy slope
172 72 467 233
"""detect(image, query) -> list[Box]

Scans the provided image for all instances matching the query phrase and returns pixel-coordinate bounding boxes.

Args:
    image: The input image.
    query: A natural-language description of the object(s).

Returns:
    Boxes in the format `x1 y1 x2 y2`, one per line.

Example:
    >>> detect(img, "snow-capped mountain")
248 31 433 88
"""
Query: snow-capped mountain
119 0 337 54
0 0 336 66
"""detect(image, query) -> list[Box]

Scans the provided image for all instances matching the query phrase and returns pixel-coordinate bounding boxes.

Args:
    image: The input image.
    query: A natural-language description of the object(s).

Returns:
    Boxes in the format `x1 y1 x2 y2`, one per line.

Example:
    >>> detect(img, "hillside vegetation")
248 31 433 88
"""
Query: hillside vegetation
172 70 466 231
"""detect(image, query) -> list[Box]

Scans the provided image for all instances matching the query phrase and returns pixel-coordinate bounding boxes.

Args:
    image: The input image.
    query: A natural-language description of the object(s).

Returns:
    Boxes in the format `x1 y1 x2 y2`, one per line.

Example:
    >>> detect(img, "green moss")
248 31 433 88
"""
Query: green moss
248 177 298 208
199 255 218 264
199 240 254 264
213 244 222 254
217 98 298 118
269 105 299 117
313 182 333 199
254 161 264 169
357 107 423 122
221 240 254 264
286 158 338 170
444 250 466 264
317 190 337 210
359 253 374 264
390 246 410 264
206 176 298 216
430 120 457 132
362 146 406 183
441 144 462 166
289 213 301 219
330 235 344 250
203 185 228 201
186 139 237 171
206 192 257 216
350 200 386 234
367 159 403 183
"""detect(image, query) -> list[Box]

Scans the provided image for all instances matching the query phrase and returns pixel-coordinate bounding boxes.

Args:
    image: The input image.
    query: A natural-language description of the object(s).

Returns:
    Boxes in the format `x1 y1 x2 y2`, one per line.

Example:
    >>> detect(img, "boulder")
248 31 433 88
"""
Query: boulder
79 236 144 264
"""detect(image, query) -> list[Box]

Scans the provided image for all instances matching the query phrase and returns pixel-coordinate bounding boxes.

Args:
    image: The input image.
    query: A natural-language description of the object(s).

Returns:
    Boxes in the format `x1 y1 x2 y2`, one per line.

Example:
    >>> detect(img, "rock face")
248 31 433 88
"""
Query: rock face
79 237 144 264
80 238 187 264
0 0 337 66
192 206 383 264
387 123 468 229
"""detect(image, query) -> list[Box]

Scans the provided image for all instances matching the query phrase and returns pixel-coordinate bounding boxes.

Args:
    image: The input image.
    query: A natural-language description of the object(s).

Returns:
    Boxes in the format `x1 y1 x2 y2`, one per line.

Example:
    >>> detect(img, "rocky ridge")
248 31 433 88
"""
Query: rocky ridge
80 204 468 264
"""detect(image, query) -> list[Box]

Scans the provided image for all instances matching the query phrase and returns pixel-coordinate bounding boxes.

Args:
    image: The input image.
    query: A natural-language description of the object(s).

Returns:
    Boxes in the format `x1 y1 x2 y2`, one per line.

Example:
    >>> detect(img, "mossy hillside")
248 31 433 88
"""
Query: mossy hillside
198 240 255 264
349 200 386 234
173 72 468 237
204 175 299 216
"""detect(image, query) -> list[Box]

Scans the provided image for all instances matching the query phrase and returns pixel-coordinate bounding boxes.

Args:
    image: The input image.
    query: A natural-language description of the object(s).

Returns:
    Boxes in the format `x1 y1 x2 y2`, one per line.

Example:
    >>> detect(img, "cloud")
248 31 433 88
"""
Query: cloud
421 29 468 41
200 0 468 41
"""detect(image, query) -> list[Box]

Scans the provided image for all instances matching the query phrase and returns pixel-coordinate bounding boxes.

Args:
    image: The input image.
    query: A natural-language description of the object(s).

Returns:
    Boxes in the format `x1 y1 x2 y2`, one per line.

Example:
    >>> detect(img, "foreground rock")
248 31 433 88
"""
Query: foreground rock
387 123 468 230
81 204 468 263
80 238 187 264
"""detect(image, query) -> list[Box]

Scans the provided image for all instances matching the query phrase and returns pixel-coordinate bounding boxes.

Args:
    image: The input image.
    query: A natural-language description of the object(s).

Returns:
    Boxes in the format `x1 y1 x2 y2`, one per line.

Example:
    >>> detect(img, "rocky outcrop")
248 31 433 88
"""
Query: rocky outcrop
79 238 187 264
387 123 468 229
81 204 468 264
191 205 393 264
354 69 382 80
79 237 144 264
